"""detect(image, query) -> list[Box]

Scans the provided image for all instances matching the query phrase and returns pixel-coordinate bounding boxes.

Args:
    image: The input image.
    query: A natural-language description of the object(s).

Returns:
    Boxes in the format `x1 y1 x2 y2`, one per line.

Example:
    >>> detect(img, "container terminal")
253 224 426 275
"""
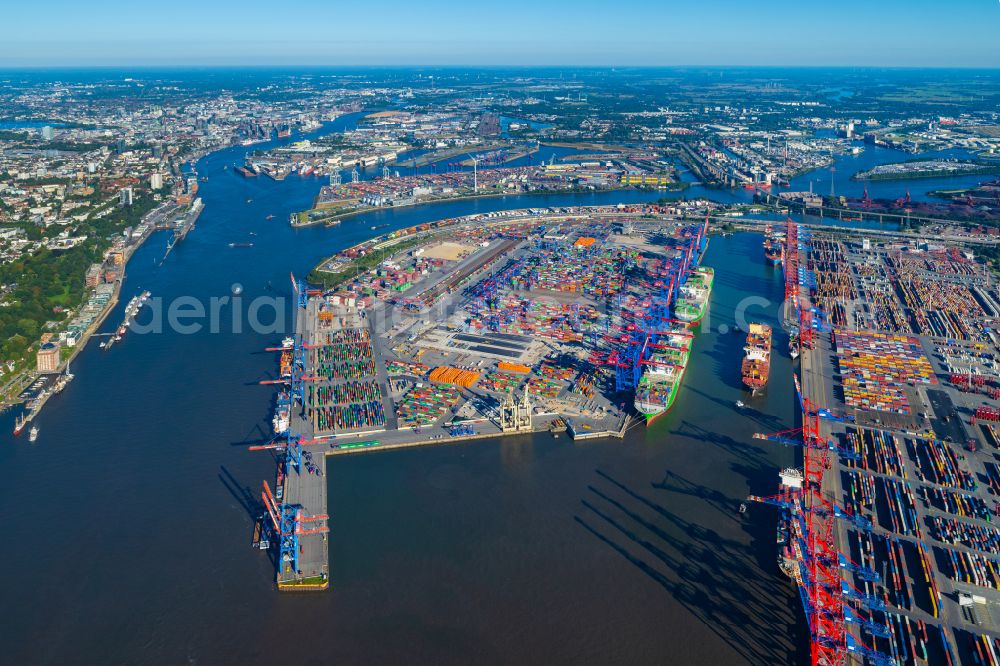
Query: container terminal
248 202 1000 665
248 206 711 590
750 218 1000 665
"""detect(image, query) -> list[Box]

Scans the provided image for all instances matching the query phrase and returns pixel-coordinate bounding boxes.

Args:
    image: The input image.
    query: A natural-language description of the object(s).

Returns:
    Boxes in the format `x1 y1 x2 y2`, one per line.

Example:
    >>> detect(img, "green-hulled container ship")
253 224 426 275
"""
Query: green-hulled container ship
634 326 694 423
675 266 714 324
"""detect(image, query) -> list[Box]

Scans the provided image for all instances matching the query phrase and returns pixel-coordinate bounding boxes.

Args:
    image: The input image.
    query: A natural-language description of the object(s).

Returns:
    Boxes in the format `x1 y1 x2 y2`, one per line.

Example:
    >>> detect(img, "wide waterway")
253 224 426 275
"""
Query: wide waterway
3 114 968 663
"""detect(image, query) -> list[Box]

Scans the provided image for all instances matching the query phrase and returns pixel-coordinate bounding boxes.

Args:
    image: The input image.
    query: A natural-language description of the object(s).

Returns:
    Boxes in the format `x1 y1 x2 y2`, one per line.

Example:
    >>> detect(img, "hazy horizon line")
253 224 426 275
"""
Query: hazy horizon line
1 63 999 72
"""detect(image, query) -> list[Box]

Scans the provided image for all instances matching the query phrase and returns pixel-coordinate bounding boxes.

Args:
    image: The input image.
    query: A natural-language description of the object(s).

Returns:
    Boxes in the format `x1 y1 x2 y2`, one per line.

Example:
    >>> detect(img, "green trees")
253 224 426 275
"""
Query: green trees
0 191 155 361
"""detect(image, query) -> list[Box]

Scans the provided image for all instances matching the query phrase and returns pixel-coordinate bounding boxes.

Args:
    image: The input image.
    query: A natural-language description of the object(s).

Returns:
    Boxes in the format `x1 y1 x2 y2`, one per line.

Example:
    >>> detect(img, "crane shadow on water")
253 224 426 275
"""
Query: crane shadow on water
576 468 806 665
219 465 278 570
230 420 273 447
671 419 769 467
219 464 264 521
699 335 749 392
682 384 787 434
652 469 740 523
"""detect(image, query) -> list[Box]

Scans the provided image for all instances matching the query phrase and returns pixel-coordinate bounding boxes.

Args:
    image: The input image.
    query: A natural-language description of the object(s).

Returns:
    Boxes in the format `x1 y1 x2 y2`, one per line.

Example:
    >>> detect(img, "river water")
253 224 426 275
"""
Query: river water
3 113 973 664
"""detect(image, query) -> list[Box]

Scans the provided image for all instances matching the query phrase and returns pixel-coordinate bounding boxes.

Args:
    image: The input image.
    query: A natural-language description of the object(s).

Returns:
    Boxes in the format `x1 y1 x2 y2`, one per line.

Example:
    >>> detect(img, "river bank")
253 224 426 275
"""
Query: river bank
291 185 627 227
0 113 812 663
0 197 175 409
6 105 987 663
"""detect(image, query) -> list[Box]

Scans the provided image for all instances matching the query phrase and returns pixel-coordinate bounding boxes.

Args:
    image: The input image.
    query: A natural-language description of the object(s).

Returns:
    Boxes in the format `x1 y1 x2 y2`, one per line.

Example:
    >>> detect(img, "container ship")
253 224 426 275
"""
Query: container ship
762 224 784 266
634 325 693 422
764 238 782 266
741 322 772 393
279 342 293 380
273 391 291 434
675 266 715 324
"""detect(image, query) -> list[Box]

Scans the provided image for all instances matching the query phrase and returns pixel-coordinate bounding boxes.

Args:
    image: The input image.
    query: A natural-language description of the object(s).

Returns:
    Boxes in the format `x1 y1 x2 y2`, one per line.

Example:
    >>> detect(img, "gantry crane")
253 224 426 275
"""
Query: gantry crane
749 372 890 665
261 480 328 576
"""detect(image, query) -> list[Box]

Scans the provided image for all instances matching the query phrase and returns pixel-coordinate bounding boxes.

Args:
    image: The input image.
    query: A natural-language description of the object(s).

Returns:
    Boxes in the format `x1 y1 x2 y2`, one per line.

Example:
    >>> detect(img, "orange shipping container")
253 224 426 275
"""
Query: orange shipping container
429 366 480 388
498 362 531 374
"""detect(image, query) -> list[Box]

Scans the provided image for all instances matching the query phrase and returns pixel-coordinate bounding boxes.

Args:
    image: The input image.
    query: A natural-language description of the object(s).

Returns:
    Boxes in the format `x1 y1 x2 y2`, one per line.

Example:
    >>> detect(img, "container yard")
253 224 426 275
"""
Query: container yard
250 206 711 590
749 218 1000 665
834 330 937 415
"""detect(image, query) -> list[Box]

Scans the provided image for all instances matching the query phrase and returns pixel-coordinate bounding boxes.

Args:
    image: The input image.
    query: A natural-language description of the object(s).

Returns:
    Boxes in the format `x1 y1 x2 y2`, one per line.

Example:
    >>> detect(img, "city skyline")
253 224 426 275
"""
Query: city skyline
2 35 1000 665
3 0 999 68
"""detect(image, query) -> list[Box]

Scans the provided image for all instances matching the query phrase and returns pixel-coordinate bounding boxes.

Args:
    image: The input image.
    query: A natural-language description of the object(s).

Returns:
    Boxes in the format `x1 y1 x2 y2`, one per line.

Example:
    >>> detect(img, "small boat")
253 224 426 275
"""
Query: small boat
229 242 254 248
265 214 274 220
99 341 106 349
246 198 253 204
739 503 747 514
29 426 38 443
736 400 745 409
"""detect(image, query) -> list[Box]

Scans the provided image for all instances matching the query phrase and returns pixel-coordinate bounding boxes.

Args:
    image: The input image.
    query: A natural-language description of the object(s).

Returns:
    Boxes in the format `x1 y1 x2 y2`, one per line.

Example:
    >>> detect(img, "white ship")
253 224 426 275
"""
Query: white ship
273 392 291 435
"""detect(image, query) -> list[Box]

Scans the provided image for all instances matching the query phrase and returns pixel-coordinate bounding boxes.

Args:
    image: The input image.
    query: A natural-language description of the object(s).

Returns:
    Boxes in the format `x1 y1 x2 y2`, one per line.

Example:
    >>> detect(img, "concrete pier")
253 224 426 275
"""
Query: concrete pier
275 298 332 591
268 211 705 591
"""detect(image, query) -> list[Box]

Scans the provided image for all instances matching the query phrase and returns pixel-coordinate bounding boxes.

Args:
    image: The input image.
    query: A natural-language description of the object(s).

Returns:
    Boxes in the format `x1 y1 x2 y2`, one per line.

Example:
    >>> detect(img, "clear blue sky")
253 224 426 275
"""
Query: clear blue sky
3 0 998 67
